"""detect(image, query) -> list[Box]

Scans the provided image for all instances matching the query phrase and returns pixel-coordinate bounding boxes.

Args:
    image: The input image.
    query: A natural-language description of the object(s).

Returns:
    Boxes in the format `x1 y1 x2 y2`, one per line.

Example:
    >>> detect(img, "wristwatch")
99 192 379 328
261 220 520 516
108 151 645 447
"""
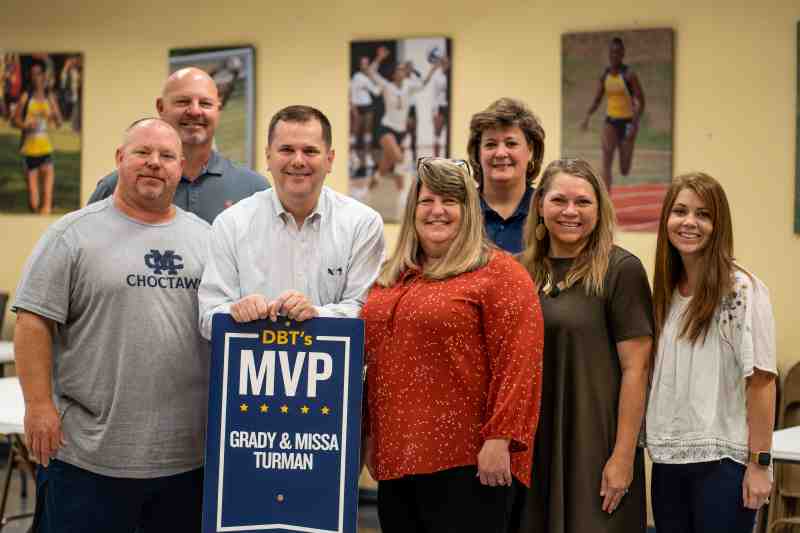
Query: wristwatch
749 451 772 467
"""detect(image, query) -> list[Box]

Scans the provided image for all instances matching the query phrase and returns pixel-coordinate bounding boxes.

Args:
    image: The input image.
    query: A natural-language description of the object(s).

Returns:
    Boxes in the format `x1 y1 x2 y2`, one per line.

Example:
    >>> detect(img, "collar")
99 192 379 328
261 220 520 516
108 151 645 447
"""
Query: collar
480 186 534 220
399 266 424 284
180 150 222 183
269 186 327 226
204 150 224 176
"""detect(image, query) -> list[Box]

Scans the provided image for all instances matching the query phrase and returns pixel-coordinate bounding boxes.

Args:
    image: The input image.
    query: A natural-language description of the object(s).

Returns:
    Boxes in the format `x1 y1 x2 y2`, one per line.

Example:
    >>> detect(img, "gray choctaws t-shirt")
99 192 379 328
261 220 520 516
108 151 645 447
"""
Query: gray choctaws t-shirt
13 197 211 478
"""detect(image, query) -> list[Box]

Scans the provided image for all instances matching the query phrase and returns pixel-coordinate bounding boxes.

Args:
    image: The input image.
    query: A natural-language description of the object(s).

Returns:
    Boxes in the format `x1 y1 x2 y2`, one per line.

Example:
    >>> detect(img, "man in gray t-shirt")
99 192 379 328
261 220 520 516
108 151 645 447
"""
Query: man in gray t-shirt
13 118 210 532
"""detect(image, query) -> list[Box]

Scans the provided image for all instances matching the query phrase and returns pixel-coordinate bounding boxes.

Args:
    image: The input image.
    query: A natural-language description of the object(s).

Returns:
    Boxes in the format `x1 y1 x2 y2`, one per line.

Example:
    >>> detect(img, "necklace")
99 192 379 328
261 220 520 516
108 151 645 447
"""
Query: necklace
543 280 566 298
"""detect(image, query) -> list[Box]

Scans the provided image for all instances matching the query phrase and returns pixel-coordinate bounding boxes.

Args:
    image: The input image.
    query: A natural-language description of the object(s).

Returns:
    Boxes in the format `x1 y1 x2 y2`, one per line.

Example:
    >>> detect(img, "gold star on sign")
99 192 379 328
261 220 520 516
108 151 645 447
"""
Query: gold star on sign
321 406 330 415
240 403 248 412
300 405 310 414
260 404 269 413
280 404 289 414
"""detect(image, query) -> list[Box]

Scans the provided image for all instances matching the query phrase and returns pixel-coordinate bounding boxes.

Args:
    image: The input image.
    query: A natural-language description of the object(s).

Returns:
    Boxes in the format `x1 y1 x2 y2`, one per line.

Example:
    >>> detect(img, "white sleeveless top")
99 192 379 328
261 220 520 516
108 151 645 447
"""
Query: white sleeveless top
646 269 777 465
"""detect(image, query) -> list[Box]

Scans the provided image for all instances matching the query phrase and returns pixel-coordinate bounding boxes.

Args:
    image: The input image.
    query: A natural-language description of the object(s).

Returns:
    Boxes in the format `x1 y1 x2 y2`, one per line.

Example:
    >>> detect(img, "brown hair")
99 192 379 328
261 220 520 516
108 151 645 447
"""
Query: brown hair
376 158 491 286
267 105 332 148
653 172 737 344
467 97 545 188
519 158 615 296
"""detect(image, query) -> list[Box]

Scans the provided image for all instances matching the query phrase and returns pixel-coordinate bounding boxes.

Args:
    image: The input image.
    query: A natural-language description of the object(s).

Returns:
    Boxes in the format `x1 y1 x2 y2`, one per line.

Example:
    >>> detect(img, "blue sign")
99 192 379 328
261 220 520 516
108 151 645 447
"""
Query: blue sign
202 314 365 533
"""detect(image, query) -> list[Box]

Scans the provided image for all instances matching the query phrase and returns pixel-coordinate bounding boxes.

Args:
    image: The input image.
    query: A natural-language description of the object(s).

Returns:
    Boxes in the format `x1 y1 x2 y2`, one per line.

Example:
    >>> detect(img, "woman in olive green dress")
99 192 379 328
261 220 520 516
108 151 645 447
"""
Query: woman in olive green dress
517 158 653 533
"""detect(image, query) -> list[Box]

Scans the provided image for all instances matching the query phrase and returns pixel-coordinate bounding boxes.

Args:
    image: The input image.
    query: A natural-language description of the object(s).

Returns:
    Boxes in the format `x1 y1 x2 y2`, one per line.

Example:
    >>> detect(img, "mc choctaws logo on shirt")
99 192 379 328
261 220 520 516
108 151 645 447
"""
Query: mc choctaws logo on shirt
126 249 200 290
145 249 184 275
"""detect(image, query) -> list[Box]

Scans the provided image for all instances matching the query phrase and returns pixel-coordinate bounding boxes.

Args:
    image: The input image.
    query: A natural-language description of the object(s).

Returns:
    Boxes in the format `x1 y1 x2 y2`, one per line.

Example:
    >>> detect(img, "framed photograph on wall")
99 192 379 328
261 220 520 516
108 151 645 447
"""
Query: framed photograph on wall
562 28 674 231
348 37 451 223
0 52 82 215
169 46 255 169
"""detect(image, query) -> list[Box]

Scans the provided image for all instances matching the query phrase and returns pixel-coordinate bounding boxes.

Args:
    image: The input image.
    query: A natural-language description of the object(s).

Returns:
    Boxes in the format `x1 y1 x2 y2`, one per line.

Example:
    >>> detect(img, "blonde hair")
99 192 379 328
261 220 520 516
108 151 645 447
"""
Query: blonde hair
653 172 737 344
376 158 492 286
518 158 615 296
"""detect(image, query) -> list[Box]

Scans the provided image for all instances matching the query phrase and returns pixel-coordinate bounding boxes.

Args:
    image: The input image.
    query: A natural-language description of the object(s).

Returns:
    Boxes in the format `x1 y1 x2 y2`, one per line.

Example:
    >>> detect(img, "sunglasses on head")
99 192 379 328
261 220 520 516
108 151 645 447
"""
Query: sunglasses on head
416 157 471 179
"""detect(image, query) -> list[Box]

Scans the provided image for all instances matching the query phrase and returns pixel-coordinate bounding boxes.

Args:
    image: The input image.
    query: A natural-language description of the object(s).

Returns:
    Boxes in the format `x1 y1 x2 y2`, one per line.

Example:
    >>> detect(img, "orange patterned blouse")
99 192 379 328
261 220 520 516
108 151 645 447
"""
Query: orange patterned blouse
362 251 544 486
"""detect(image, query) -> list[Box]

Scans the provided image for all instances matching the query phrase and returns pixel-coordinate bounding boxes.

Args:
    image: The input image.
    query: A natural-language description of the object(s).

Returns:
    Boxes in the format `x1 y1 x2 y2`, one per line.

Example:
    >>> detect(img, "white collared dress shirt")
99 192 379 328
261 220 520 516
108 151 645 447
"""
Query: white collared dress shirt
198 186 385 339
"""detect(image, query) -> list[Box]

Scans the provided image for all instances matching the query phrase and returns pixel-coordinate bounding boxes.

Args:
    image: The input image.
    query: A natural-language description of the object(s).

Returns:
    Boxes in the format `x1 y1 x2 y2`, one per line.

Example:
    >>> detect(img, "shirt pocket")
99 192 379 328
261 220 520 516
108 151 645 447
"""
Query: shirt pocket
318 256 348 305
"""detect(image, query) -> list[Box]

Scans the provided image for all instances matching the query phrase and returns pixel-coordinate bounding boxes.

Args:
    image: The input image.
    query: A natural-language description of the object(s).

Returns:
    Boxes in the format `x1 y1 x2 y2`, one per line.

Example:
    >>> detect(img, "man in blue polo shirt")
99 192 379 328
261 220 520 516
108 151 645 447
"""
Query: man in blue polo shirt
88 67 268 223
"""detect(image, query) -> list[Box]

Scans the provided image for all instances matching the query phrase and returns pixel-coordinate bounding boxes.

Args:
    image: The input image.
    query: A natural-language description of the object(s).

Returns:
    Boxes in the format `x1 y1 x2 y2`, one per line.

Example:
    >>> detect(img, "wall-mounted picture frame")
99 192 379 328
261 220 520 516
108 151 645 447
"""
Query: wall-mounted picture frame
0 52 82 215
169 45 255 169
348 37 451 223
562 28 674 231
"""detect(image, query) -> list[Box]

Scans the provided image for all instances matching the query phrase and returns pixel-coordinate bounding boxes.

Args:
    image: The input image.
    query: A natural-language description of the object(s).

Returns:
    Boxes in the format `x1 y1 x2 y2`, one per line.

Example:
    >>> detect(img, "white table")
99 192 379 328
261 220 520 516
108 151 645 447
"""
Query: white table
0 342 12 365
0 377 31 531
0 342 13 380
0 378 23 435
773 426 800 464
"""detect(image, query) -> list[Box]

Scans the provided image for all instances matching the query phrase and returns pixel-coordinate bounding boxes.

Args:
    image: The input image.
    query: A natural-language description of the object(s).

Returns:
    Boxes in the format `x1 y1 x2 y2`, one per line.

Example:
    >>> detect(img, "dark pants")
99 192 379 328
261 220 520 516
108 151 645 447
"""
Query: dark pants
33 459 203 533
652 459 757 533
377 465 513 533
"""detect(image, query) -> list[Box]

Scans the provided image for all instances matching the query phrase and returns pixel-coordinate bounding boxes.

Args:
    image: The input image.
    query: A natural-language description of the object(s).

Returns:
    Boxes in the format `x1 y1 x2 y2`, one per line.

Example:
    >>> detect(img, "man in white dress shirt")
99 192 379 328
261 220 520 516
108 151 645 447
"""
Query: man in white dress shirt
198 105 385 338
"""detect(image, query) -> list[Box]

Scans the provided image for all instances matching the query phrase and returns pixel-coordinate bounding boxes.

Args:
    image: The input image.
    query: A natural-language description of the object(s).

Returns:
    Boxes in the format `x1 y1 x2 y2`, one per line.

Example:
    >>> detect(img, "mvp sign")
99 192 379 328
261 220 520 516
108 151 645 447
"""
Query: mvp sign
202 314 365 533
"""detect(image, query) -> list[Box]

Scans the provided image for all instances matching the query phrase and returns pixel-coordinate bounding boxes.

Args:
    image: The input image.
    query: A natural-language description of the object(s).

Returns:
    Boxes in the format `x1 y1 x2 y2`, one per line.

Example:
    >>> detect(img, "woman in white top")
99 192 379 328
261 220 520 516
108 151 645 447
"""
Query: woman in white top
646 172 776 533
350 56 380 176
431 56 449 157
368 46 439 190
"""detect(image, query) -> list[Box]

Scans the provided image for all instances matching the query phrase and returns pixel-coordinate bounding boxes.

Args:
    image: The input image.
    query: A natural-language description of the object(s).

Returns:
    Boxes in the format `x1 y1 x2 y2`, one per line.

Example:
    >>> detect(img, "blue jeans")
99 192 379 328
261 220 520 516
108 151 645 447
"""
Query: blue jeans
651 459 756 533
33 459 203 533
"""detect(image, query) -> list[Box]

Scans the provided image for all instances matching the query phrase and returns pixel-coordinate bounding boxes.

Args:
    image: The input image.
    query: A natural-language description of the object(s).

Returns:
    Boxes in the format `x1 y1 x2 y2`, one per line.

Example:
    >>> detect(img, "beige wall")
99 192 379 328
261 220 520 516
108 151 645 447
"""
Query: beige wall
2 0 799 371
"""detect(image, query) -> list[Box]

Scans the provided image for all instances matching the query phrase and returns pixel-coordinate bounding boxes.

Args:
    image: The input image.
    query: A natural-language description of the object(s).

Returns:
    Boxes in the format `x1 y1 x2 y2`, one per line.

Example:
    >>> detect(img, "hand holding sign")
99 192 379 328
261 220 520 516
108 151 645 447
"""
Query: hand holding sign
230 294 270 323
267 290 319 322
231 292 319 323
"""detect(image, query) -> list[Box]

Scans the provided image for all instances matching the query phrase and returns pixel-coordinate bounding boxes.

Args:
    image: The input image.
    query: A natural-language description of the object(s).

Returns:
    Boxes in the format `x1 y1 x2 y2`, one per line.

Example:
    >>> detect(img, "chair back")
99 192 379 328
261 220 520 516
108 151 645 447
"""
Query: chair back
779 361 800 497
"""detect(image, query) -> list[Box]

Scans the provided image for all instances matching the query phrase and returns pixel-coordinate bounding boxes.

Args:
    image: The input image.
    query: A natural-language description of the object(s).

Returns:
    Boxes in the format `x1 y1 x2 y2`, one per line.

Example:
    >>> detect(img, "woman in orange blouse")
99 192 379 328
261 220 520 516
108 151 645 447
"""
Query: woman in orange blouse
361 157 544 533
